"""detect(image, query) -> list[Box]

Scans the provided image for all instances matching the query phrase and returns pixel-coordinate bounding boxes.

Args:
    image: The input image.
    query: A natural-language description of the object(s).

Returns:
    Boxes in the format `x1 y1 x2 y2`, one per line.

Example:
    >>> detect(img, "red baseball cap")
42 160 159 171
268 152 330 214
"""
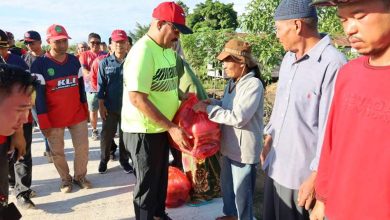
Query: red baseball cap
111 29 128 42
152 1 193 34
46 24 71 41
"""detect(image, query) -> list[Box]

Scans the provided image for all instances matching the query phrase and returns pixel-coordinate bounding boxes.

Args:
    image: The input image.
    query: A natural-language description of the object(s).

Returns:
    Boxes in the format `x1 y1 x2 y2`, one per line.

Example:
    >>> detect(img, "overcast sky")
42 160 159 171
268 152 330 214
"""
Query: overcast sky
1 0 251 45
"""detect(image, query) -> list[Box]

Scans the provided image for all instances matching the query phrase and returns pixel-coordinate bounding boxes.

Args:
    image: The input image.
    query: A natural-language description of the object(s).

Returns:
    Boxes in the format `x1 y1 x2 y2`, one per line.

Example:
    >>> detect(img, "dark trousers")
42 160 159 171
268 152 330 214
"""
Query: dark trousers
169 146 182 170
100 111 129 164
123 132 169 220
0 140 10 214
263 175 310 220
8 123 33 197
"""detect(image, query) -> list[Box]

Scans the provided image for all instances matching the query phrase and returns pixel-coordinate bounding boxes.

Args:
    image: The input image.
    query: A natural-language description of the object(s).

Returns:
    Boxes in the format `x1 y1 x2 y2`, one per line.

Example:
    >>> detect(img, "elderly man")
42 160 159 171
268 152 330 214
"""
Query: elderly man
76 42 88 58
309 0 390 219
261 0 347 219
122 2 192 219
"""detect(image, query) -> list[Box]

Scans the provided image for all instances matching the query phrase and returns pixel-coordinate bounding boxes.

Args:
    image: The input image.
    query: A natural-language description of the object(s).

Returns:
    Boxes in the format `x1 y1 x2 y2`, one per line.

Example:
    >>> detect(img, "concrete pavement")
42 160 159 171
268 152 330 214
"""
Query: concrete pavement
9 122 224 220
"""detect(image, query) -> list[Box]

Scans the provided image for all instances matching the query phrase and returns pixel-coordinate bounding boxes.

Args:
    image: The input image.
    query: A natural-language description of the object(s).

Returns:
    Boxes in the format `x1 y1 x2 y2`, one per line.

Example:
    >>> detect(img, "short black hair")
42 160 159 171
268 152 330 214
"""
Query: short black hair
88 33 101 42
108 37 112 45
0 64 36 103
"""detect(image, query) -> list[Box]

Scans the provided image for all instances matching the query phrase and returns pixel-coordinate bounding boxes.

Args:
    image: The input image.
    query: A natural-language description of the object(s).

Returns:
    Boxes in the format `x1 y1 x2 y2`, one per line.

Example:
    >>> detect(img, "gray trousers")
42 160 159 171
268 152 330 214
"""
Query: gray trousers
263 175 309 220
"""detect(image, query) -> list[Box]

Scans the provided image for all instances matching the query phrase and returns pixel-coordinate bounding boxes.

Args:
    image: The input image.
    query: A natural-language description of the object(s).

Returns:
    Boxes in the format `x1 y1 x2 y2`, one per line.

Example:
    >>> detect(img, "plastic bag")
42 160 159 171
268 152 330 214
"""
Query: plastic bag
165 166 192 208
170 93 220 159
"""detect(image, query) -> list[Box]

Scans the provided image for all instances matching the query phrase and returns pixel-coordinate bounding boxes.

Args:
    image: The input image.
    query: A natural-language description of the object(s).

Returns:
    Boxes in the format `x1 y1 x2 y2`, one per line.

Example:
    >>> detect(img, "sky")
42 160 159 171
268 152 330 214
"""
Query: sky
1 0 251 45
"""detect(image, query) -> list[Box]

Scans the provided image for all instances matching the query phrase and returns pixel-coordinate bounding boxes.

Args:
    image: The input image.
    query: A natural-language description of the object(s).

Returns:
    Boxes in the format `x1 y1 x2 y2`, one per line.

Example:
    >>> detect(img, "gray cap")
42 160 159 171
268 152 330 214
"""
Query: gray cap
274 0 318 21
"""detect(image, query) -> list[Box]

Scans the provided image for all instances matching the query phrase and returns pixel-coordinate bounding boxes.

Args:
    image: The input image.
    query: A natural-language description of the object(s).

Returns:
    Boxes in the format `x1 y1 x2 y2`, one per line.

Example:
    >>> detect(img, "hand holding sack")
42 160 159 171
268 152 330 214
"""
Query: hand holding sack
170 93 220 159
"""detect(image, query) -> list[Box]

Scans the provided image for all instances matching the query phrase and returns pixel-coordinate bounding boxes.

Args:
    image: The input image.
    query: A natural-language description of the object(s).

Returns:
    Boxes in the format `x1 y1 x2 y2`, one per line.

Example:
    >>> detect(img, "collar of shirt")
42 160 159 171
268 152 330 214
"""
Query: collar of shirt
291 34 332 64
108 53 127 65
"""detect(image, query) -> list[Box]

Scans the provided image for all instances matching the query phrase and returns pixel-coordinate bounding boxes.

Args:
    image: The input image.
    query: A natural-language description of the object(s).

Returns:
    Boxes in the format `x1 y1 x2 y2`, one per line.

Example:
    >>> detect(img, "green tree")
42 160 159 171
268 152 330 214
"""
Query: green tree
239 0 279 35
240 0 343 36
187 0 238 32
176 0 189 15
181 29 234 78
128 22 150 42
317 7 344 36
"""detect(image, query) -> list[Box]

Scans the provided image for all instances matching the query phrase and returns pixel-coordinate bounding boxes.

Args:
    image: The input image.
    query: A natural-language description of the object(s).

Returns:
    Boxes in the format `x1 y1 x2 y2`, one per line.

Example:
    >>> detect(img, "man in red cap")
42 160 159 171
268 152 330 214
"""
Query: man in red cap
31 24 91 194
97 30 133 174
121 2 192 220
309 0 390 219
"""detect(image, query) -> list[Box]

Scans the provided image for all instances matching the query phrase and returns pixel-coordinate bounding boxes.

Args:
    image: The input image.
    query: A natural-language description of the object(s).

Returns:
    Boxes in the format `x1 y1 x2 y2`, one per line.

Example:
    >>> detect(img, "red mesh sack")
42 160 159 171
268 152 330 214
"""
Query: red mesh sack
165 166 191 208
170 93 220 159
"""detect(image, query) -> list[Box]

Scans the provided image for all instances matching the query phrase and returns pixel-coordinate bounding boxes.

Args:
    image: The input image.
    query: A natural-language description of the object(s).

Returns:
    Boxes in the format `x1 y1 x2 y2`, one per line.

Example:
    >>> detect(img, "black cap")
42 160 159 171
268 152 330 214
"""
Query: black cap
23 30 41 42
0 29 9 48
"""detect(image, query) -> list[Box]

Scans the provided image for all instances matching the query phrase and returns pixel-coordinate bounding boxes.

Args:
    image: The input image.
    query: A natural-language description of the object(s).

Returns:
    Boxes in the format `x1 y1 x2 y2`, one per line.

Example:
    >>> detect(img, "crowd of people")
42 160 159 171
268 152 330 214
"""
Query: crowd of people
0 0 389 219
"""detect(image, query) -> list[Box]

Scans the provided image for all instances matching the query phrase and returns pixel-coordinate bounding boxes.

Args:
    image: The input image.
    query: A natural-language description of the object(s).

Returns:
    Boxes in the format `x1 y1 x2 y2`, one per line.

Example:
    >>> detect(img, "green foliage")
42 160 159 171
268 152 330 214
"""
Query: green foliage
15 41 27 51
180 29 283 86
128 22 150 43
239 0 279 35
240 33 284 84
68 44 77 54
176 0 189 15
42 45 50 52
317 7 344 36
187 0 238 32
240 0 344 37
180 29 234 80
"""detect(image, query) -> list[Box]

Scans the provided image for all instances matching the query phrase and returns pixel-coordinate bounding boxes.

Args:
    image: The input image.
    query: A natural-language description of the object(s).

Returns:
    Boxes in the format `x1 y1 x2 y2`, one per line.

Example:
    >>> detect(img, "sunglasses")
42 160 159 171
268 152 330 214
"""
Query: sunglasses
163 22 179 32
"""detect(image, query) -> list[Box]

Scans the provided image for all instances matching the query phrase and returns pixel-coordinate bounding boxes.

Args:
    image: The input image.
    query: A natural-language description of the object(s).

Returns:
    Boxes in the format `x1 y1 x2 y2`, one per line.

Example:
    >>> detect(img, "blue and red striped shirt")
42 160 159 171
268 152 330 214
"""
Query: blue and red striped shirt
31 52 88 129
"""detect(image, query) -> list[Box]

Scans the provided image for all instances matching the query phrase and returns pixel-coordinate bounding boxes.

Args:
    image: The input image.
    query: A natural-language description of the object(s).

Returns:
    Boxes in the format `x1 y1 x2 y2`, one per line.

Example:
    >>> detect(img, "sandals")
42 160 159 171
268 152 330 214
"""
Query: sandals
186 199 213 207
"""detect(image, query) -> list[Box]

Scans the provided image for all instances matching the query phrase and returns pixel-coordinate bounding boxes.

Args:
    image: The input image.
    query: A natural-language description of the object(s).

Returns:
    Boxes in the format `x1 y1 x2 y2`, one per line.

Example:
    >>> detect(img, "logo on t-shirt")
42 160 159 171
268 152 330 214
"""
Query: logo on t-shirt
53 76 78 91
47 68 55 76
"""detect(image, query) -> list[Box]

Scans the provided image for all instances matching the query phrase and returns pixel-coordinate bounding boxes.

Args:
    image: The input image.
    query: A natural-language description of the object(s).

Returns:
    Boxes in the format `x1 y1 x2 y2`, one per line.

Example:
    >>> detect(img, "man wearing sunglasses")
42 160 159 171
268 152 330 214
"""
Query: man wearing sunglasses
21 30 52 166
122 2 192 220
79 33 107 141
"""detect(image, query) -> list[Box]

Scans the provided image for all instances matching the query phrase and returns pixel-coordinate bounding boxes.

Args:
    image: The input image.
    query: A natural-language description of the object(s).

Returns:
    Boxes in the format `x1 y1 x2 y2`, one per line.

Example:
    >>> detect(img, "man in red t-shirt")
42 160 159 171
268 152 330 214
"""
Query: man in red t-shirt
79 33 107 141
310 0 390 219
0 61 35 218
